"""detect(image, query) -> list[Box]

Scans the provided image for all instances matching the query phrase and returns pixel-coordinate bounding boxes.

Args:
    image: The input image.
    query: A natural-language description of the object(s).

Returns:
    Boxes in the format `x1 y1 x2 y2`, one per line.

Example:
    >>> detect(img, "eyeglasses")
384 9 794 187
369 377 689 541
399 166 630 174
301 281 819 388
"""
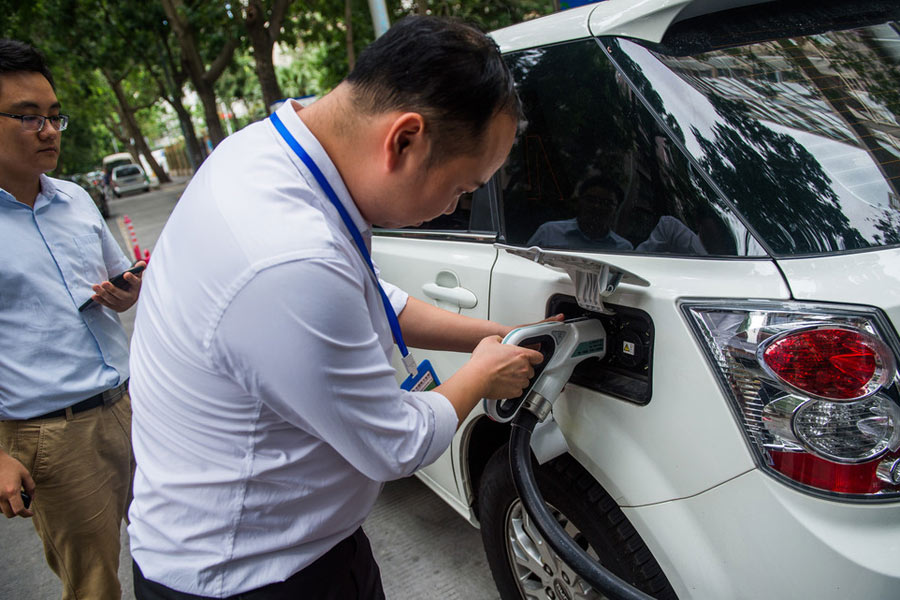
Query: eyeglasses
0 111 69 132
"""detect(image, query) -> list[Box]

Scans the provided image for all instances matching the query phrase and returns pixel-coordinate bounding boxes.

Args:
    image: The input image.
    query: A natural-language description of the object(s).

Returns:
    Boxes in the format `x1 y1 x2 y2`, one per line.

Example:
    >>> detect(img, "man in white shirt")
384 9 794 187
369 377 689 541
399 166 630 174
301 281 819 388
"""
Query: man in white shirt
129 15 543 600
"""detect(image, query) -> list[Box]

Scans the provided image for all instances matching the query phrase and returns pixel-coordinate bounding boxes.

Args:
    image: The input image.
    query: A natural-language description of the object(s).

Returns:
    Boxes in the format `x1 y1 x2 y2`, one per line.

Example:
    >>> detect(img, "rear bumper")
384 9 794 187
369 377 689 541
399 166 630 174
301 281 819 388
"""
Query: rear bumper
626 469 900 599
114 181 149 194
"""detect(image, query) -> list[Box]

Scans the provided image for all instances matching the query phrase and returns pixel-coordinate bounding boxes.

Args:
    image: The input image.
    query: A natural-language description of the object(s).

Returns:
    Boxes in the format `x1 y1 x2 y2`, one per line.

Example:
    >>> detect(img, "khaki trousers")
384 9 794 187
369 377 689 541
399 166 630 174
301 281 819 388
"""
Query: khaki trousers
0 394 134 600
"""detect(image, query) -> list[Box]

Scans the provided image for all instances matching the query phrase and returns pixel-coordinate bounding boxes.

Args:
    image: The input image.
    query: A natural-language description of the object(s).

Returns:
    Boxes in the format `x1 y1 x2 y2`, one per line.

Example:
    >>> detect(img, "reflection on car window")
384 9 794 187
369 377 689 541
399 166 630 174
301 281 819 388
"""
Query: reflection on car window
500 40 753 257
115 166 141 177
407 192 474 231
526 175 633 251
608 2 900 256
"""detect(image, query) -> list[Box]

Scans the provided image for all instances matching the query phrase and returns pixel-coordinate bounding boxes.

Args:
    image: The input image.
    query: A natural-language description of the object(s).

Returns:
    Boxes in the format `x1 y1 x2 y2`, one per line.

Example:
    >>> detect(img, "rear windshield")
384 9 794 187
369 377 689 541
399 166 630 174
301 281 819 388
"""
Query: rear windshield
115 166 141 177
607 1 900 256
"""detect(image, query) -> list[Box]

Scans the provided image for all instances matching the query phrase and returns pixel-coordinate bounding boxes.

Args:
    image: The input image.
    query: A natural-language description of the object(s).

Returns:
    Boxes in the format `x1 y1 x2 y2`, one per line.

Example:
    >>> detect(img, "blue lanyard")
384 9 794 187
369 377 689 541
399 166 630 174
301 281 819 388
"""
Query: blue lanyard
270 112 416 375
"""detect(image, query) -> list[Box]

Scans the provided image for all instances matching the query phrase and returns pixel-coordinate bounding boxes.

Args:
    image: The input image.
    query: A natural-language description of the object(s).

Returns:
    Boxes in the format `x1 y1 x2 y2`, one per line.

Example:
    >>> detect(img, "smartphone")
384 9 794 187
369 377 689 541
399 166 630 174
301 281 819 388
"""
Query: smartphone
20 490 31 510
78 264 146 312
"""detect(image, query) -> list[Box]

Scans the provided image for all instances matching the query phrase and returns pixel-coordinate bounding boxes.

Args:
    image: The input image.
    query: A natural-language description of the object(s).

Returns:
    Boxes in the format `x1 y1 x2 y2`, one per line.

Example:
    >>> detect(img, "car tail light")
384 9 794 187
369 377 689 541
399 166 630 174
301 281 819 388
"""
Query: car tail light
760 327 894 400
682 301 900 500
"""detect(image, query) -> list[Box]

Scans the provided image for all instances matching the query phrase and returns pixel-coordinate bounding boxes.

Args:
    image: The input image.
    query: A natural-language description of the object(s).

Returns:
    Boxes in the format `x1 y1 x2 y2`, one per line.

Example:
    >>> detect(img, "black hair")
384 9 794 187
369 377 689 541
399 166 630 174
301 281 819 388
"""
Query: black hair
0 39 54 89
345 16 520 161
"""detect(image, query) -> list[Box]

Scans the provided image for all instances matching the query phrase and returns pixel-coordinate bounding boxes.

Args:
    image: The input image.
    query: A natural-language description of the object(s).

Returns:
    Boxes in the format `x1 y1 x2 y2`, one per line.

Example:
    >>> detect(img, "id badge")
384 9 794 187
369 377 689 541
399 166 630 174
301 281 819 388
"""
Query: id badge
401 359 441 392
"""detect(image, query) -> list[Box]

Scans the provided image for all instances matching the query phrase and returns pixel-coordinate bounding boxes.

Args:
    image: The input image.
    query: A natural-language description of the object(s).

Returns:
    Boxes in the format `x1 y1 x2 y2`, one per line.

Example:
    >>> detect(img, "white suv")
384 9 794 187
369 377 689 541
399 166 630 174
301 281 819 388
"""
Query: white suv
373 1 900 598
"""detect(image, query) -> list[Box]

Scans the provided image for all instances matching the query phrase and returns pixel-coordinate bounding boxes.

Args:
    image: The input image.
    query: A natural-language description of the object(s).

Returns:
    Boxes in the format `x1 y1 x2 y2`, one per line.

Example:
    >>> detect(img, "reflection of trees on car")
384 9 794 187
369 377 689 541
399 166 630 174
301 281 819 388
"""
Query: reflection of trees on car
872 208 900 245
625 25 900 256
502 44 634 244
502 40 741 256
693 95 867 255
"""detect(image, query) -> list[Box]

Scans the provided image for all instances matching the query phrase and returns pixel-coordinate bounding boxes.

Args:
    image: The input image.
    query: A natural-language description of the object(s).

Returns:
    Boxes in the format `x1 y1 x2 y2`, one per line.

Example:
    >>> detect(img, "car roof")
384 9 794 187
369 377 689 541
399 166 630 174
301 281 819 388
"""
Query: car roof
491 0 774 52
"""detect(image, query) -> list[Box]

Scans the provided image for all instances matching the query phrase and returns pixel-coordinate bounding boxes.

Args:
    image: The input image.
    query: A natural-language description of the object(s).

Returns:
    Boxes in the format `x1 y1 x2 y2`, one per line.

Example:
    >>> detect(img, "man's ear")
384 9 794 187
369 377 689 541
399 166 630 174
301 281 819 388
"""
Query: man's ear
383 112 429 173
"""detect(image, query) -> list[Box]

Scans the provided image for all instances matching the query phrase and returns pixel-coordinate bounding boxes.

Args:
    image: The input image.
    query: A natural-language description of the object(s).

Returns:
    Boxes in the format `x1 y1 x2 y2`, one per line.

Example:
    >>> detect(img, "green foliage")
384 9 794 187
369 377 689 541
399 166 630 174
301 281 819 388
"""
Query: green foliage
400 0 553 31
274 0 554 99
0 0 558 172
217 50 267 126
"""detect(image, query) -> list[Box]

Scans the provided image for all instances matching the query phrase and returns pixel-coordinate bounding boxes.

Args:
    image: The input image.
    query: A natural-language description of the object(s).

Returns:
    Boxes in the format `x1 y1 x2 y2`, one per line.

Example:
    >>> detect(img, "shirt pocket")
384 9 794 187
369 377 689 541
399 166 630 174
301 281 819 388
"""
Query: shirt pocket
51 233 107 305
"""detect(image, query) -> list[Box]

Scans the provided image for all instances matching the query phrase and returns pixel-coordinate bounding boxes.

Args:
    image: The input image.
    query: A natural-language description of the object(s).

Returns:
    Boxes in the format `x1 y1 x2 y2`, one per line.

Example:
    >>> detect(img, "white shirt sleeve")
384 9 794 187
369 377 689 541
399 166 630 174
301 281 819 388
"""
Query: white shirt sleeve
210 257 457 482
379 277 409 315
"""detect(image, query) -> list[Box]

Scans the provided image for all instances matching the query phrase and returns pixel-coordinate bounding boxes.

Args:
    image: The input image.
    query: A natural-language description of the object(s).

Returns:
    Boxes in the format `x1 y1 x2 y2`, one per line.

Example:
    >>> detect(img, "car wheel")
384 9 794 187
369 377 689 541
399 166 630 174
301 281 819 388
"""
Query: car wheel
100 199 110 218
114 190 121 198
478 445 678 600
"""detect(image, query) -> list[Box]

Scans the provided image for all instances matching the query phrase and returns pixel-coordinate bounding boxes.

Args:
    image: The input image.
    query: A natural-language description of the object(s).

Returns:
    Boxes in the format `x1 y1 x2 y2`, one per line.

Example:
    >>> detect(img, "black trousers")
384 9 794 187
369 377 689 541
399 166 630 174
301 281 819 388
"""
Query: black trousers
133 528 386 600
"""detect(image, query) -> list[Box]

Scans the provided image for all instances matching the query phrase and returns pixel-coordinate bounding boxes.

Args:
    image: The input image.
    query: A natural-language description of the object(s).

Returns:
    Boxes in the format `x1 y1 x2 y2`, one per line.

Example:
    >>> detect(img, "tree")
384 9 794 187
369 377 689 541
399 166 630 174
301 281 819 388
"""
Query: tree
160 0 240 147
152 29 207 169
243 0 294 112
0 0 170 180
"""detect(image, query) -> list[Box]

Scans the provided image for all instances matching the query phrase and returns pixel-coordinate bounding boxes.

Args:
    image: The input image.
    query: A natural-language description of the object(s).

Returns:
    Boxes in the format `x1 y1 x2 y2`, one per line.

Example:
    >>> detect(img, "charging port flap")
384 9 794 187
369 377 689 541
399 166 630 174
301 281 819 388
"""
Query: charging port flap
496 244 650 314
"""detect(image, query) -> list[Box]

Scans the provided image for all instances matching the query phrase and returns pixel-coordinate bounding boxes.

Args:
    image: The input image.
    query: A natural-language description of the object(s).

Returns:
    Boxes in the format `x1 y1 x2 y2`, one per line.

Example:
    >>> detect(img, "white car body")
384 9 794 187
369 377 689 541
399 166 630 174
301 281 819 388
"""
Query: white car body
373 1 900 598
111 163 149 197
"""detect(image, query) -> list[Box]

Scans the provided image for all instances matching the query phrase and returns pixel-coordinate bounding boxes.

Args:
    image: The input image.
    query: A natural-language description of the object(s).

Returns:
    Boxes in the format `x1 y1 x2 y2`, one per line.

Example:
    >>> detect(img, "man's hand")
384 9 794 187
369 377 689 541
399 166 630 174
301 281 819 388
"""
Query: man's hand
0 449 35 518
469 336 545 400
90 260 146 313
501 313 565 340
436 336 544 424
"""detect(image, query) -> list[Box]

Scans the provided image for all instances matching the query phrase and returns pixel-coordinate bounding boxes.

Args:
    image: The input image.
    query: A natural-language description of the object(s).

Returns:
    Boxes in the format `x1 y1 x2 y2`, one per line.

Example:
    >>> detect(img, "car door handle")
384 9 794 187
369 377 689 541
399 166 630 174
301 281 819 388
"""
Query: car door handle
422 271 477 310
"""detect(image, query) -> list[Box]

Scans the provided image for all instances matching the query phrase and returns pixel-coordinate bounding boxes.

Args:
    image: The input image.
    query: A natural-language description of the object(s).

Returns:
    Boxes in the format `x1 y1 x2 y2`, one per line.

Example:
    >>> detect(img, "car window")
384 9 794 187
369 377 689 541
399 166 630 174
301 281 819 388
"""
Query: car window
610 1 900 256
499 40 756 257
375 185 496 235
115 165 141 177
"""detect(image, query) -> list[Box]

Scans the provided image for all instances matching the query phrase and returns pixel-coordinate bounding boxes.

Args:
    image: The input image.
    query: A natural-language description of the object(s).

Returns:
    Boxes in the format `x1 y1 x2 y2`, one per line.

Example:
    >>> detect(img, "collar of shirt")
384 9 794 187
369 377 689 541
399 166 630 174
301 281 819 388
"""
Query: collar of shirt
0 174 67 210
270 100 373 252
34 174 64 211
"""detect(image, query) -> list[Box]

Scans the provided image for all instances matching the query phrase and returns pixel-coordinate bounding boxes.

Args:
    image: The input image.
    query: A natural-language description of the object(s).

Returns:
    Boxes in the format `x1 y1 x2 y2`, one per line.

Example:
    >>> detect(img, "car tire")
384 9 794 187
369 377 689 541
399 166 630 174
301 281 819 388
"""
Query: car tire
100 199 110 219
479 445 678 600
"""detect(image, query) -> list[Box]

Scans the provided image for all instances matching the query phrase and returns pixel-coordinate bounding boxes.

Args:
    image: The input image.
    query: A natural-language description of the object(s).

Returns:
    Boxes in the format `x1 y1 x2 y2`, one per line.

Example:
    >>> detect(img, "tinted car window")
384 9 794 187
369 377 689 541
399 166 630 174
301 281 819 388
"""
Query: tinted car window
500 40 756 257
376 185 496 234
607 2 900 256
407 191 474 231
114 165 141 177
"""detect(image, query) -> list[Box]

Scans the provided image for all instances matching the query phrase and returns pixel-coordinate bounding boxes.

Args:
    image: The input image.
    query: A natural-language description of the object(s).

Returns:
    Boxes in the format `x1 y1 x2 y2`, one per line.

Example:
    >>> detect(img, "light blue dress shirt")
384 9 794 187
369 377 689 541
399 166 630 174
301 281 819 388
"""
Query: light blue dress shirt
527 217 634 251
0 175 131 419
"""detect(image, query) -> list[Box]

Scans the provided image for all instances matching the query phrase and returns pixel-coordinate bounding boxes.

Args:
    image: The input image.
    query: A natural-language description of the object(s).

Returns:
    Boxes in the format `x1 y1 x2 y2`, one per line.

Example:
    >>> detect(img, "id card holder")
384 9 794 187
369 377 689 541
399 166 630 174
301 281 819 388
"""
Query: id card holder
401 359 441 392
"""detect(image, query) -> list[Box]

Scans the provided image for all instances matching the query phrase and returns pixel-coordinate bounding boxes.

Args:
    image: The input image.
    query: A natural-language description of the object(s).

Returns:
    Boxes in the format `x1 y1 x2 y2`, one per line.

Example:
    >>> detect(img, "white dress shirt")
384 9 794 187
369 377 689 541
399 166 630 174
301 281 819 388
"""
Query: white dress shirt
128 100 458 597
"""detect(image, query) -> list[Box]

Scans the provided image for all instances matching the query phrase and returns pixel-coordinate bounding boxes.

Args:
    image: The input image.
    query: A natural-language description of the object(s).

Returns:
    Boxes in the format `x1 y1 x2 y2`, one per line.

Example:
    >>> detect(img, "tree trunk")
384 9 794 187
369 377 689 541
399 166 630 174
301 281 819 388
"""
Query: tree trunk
249 31 282 110
345 0 355 72
168 91 206 168
244 0 288 113
161 0 237 147
196 84 227 146
106 75 172 184
155 34 206 168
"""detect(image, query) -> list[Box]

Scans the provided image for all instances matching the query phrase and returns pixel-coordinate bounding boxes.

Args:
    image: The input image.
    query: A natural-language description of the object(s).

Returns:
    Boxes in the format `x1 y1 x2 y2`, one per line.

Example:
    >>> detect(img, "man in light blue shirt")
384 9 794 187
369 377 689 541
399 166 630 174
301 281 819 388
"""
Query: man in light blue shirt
527 175 634 251
0 39 144 599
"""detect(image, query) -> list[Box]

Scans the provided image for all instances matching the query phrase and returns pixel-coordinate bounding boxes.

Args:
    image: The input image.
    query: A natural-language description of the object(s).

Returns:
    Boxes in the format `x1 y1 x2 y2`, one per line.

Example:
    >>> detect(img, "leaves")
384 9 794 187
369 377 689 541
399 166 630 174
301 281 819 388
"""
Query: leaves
0 0 556 174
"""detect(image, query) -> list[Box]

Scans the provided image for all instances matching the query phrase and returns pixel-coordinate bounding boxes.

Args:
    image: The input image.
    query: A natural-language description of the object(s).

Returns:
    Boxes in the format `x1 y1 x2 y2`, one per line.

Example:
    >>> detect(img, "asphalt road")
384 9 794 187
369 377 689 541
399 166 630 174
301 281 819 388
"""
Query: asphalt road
0 179 500 600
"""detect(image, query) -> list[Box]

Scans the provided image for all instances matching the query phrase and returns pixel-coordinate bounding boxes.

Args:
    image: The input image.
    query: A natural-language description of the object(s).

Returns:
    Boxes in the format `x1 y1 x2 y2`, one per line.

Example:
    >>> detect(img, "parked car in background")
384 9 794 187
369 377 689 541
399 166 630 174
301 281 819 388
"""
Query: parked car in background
372 1 900 599
70 172 109 218
110 164 150 197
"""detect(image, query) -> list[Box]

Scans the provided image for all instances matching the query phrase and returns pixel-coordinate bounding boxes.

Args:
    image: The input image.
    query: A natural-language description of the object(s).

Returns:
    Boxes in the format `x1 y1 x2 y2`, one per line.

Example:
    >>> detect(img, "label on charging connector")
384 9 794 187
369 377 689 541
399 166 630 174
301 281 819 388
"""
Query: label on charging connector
623 341 636 356
401 359 440 392
572 338 605 357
